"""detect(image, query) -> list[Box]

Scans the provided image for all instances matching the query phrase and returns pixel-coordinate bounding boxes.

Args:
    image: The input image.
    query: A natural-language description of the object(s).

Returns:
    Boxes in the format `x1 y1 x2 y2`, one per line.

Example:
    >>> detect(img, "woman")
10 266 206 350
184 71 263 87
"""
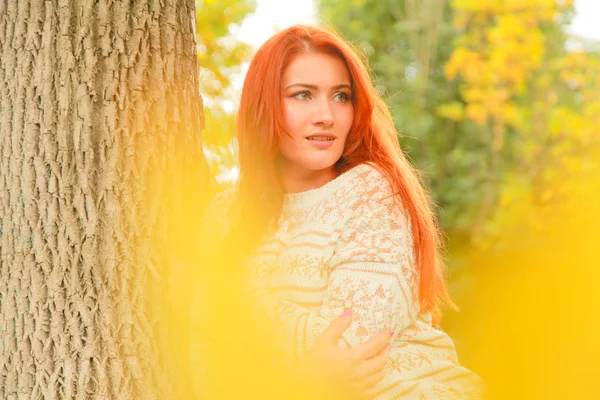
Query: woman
191 25 483 399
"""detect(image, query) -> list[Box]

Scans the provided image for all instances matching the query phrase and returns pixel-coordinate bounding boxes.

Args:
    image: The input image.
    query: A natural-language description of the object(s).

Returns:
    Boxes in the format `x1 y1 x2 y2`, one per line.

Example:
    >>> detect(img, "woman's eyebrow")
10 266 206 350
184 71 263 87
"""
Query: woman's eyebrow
284 83 352 91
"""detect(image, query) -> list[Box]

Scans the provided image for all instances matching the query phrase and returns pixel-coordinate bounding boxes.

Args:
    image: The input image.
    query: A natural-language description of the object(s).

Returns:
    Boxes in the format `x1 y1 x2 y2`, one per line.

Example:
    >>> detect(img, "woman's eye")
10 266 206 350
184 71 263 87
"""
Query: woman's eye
293 92 310 100
334 92 350 102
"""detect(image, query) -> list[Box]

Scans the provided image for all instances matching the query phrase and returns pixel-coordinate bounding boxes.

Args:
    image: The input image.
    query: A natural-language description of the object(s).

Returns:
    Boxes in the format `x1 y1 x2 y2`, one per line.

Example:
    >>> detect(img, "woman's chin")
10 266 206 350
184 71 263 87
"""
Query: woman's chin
305 160 340 172
278 154 343 174
304 153 343 170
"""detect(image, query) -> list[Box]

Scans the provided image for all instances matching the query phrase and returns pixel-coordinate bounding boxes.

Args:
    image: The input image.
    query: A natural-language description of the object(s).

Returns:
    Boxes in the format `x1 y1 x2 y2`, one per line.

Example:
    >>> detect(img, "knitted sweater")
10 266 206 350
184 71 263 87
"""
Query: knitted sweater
193 163 483 399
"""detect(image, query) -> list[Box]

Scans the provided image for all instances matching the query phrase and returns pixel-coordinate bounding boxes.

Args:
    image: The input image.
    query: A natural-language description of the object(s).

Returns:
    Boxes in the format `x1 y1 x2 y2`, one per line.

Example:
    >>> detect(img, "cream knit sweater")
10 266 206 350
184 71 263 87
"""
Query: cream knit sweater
193 163 483 399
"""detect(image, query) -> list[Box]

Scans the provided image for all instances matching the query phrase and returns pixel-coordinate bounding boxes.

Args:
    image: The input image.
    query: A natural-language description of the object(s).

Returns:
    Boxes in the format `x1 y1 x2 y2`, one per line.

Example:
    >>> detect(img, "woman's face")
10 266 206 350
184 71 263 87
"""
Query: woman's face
278 52 354 176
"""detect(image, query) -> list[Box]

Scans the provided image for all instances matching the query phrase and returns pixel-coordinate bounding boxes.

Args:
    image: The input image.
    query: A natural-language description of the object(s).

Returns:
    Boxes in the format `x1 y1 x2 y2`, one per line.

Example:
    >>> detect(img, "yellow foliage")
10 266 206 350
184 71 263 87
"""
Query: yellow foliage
436 101 465 121
465 155 600 399
500 102 519 126
462 87 483 102
442 0 594 135
453 12 471 31
445 48 480 80
493 14 526 38
466 103 488 125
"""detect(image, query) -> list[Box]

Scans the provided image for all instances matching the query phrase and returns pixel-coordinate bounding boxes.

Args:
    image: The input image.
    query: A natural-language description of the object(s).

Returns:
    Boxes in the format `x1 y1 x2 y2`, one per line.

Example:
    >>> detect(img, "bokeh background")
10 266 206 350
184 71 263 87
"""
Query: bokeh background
195 1 600 398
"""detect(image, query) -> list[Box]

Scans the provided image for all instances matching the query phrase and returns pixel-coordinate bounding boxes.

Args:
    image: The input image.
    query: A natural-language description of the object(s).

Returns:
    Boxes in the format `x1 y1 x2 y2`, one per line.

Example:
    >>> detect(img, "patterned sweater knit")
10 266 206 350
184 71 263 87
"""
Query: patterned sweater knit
192 163 483 399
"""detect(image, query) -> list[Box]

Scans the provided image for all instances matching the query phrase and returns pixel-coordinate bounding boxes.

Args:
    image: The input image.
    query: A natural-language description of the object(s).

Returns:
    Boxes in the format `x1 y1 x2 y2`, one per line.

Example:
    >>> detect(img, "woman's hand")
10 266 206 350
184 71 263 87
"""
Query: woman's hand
297 310 393 399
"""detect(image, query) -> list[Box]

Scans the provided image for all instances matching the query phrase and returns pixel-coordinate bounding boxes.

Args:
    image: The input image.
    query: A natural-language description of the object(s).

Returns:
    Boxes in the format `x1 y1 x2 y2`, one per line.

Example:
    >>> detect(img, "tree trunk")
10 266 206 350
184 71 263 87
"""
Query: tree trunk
0 0 210 398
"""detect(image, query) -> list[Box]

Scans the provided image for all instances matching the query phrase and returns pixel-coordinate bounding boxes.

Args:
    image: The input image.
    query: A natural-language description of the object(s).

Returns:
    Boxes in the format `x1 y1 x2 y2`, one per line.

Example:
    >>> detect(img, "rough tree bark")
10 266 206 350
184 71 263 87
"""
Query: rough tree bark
0 0 210 398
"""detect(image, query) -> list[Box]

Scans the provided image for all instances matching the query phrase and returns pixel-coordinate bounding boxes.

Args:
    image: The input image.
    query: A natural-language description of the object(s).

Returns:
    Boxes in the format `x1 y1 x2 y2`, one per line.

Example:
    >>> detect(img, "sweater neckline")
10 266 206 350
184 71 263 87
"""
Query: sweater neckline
282 163 370 213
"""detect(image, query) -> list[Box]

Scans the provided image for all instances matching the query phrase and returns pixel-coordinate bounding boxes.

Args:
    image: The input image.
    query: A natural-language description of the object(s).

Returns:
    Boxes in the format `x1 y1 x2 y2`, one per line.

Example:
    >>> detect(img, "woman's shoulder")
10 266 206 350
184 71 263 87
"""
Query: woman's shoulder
346 162 395 204
344 162 412 225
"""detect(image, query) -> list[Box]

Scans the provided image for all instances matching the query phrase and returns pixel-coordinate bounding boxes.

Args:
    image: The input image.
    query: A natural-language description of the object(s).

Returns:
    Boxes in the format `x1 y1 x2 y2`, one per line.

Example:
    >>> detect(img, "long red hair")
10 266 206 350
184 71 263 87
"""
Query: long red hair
235 25 453 322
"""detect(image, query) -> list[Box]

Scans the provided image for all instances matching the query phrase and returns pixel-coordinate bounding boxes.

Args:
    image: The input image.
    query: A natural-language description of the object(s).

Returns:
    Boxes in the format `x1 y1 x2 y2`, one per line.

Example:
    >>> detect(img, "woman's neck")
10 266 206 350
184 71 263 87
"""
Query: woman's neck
278 164 339 194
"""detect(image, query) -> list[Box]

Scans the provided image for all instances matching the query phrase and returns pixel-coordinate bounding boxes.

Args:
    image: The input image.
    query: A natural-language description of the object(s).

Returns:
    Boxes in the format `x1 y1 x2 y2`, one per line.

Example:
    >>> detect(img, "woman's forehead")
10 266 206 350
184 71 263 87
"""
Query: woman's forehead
282 53 351 87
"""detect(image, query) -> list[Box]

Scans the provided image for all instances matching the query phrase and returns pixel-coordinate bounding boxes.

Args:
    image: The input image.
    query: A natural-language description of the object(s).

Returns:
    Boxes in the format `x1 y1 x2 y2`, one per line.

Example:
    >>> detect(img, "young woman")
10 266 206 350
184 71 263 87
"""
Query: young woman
191 25 483 399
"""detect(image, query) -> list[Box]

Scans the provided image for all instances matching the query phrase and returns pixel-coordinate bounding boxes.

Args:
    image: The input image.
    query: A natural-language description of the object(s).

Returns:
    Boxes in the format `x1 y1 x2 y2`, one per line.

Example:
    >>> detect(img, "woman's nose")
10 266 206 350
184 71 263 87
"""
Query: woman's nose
312 98 334 127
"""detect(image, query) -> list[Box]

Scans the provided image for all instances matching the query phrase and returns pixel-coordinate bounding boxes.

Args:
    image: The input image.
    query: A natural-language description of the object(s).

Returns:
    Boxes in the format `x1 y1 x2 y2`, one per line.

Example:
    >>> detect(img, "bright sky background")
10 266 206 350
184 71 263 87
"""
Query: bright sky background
234 0 317 47
568 0 600 40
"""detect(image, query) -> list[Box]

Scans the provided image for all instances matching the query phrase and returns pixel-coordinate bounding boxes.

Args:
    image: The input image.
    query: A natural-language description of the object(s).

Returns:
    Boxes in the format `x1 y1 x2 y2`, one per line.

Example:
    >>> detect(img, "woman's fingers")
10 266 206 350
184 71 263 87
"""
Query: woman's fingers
360 381 382 400
357 344 390 377
316 309 353 345
361 369 386 390
349 370 385 400
356 328 393 360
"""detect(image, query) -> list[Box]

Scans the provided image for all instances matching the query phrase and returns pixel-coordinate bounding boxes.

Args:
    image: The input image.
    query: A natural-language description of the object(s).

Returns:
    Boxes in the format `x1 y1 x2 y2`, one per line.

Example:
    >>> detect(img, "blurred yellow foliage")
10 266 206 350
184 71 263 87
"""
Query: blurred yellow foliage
458 152 600 399
436 101 465 122
445 5 551 127
441 0 600 247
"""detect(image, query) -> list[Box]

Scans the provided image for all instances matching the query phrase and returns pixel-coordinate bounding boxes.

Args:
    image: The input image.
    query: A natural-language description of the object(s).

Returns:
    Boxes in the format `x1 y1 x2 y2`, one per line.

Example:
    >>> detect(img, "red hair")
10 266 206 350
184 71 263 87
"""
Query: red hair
235 25 453 322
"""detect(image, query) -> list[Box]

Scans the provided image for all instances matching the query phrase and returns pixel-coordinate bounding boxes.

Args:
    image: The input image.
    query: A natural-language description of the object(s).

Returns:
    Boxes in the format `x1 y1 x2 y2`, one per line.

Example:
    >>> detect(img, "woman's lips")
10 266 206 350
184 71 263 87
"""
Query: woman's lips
306 137 336 149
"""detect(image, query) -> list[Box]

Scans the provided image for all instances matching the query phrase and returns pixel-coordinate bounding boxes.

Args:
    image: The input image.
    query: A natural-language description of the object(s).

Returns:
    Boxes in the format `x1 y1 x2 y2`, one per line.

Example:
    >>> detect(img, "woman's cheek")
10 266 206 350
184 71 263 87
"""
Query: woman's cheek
283 103 306 135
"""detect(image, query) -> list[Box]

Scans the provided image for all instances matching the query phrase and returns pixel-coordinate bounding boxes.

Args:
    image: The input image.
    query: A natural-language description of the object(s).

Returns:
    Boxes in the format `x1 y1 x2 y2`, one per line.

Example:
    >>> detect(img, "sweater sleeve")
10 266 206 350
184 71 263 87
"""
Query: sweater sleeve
256 168 420 359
